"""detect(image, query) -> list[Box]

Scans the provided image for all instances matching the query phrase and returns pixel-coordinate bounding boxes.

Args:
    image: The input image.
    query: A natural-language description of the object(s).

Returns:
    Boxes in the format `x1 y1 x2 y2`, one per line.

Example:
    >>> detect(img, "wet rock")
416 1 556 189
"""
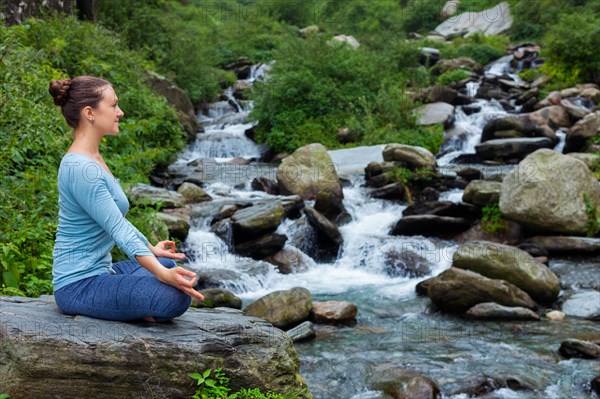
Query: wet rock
264 246 312 274
545 310 565 321
314 188 351 225
427 268 537 313
370 183 405 200
414 102 455 126
434 1 512 38
465 302 540 320
451 375 535 397
371 364 441 399
177 182 211 203
581 87 600 103
231 202 284 242
128 183 186 208
561 291 600 320
286 321 316 343
591 375 600 396
452 241 560 304
499 149 600 235
251 176 280 195
564 111 600 153
192 288 242 309
196 268 244 290
561 98 592 120
234 233 287 260
391 215 472 237
516 243 549 257
310 301 357 325
384 250 432 278
224 57 253 79
280 195 305 219
403 201 480 220
527 236 600 254
383 144 437 169
534 91 562 110
416 277 434 296
530 105 571 129
456 167 482 181
303 207 343 247
452 220 523 246
462 180 502 206
210 218 234 247
156 211 190 241
276 143 343 200
475 137 554 161
559 339 600 359
365 161 397 180
244 287 312 329
0 296 309 399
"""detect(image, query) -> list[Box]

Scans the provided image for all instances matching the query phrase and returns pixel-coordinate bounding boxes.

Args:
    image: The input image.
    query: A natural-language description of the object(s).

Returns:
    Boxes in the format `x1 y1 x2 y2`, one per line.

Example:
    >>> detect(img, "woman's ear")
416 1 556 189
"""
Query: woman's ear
82 105 94 122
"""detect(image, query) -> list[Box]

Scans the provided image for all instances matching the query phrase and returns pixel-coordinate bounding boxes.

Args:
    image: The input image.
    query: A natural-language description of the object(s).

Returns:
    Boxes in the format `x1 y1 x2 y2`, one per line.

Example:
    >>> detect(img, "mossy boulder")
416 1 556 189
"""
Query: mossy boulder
276 143 342 200
499 149 600 235
244 287 312 330
427 268 537 313
452 241 560 304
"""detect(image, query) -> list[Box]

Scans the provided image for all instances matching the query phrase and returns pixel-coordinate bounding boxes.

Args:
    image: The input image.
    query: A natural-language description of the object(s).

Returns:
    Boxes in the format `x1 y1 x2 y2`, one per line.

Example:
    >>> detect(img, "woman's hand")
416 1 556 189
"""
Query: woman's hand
156 266 205 301
151 240 186 260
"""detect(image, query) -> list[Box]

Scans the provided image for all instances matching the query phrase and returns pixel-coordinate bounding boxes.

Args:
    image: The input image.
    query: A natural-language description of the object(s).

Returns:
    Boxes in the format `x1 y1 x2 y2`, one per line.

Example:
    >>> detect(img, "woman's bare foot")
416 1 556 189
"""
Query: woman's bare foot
143 316 156 322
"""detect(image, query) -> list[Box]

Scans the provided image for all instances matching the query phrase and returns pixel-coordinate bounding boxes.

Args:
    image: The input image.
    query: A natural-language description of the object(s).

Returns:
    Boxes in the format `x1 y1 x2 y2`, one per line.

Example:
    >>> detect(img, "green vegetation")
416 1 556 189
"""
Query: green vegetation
481 203 509 234
189 368 308 399
436 69 472 85
0 16 186 296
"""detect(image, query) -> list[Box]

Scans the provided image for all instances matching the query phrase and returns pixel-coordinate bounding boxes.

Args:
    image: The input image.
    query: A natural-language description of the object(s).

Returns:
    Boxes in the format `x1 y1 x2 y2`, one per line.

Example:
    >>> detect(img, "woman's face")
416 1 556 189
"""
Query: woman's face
93 85 124 135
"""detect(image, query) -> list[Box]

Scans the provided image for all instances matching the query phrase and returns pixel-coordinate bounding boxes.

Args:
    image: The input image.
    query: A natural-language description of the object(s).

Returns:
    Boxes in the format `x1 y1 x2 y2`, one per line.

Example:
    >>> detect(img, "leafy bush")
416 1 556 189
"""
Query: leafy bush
541 12 600 86
436 69 471 85
481 203 508 234
0 16 187 296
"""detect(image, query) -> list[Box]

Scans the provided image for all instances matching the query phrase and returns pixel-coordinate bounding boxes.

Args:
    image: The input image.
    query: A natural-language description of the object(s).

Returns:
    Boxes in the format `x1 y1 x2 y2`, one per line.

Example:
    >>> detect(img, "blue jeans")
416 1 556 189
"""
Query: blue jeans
54 257 192 322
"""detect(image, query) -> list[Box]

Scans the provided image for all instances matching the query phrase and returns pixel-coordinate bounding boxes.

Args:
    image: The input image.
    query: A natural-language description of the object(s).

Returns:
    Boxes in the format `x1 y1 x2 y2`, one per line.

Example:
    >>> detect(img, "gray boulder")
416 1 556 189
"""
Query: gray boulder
383 144 437 169
561 291 600 320
156 210 190 241
192 288 242 309
127 183 186 208
276 143 342 200
559 339 600 359
371 364 441 399
0 295 311 399
564 111 600 153
475 138 554 161
528 236 600 254
310 301 358 325
286 321 316 343
434 1 512 38
465 302 540 321
499 149 600 235
177 182 211 203
462 180 502 206
414 102 455 126
231 202 285 242
244 287 312 329
452 241 560 304
427 268 537 313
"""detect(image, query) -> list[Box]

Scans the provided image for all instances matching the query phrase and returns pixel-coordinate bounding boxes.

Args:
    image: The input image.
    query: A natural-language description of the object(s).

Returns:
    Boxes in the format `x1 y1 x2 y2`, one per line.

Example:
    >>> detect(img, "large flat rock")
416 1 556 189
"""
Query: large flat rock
0 295 310 398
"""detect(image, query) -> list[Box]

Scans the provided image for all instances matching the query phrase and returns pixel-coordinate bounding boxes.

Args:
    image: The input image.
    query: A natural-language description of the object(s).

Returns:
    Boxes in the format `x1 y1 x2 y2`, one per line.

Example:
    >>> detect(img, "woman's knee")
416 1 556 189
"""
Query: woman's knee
157 257 177 269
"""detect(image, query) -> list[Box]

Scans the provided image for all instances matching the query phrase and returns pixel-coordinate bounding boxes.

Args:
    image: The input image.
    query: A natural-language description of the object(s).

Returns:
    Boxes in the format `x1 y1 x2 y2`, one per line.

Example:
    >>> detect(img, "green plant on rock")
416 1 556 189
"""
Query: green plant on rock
481 203 509 234
190 368 231 399
384 166 436 204
435 69 471 85
583 194 600 237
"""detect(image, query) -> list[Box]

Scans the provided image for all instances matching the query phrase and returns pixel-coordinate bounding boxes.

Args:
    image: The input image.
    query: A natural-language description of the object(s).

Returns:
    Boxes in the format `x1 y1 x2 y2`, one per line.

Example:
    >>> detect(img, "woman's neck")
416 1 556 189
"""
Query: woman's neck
70 127 102 157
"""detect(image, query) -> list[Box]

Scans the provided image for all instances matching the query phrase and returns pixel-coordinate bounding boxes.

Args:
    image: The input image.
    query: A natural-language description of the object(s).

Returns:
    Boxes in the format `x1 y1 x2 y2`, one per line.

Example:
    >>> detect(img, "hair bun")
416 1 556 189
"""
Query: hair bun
48 78 72 106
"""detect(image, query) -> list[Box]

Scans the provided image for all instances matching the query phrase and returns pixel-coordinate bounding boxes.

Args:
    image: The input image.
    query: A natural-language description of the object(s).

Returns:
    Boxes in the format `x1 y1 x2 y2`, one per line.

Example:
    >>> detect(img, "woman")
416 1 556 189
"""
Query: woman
49 75 204 322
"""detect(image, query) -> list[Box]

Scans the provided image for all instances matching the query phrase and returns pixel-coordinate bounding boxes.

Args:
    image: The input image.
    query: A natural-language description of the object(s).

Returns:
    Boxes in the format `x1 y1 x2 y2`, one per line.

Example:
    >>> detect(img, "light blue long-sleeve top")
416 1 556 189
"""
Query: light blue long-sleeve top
52 152 154 291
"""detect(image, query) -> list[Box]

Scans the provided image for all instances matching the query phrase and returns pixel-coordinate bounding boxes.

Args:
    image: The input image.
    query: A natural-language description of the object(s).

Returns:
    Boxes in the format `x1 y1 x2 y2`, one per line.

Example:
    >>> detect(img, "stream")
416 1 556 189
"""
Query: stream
169 58 600 398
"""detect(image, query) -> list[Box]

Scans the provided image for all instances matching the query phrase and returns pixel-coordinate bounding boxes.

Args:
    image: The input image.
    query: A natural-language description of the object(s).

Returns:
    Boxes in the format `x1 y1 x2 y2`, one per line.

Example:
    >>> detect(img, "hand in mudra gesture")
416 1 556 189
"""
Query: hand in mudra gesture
151 240 204 301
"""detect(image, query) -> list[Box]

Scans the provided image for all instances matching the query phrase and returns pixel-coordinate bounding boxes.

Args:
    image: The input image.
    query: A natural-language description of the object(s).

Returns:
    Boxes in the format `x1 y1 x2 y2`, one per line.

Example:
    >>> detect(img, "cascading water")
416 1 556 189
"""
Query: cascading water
170 56 600 399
